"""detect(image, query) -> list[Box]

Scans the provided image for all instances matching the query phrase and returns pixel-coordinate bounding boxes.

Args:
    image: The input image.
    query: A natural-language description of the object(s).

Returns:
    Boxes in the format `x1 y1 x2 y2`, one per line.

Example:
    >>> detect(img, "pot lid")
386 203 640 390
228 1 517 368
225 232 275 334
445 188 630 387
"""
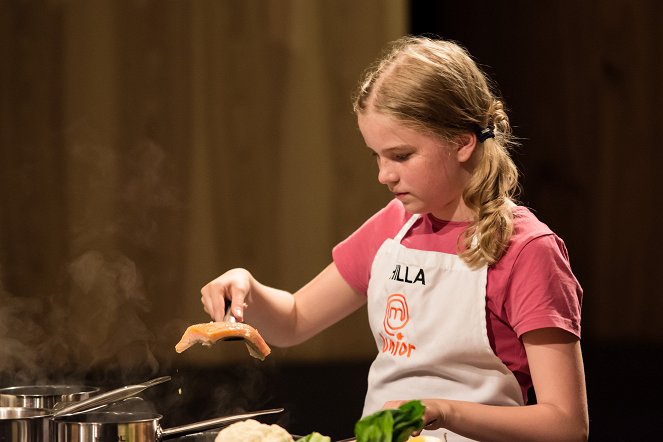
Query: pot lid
52 376 171 417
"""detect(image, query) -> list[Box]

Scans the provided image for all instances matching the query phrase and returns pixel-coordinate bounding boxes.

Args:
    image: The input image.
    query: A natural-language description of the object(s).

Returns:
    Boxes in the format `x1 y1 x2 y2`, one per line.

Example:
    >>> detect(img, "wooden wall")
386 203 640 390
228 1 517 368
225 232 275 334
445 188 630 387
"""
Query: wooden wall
0 0 406 382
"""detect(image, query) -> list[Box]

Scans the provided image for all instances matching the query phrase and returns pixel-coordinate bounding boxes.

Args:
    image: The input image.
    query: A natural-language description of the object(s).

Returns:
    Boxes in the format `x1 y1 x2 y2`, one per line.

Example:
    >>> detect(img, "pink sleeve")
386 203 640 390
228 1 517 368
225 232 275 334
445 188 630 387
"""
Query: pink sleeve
505 234 583 338
332 200 404 294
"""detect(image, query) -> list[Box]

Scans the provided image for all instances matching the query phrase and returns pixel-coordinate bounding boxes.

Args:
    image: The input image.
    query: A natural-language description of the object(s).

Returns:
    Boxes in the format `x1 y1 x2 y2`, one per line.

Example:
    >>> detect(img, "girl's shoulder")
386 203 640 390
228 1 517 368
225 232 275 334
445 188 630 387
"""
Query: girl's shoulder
498 205 572 272
511 206 556 241
493 206 582 338
361 198 412 237
333 199 409 294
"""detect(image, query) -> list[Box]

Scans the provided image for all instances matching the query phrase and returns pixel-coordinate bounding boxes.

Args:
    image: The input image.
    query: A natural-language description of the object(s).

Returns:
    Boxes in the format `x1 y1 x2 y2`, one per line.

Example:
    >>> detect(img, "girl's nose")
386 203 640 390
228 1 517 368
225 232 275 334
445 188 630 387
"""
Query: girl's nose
377 161 398 185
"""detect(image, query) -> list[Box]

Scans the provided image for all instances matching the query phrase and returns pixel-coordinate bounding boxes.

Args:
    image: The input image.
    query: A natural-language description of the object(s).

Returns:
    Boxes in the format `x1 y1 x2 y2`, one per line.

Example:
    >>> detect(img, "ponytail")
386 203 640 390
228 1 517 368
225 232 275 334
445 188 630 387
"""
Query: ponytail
460 102 520 267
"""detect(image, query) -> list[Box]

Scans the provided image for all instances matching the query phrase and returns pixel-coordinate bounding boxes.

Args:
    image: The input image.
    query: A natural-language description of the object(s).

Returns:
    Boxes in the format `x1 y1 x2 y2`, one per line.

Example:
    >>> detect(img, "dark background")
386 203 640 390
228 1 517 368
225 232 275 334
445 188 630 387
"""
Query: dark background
407 3 661 441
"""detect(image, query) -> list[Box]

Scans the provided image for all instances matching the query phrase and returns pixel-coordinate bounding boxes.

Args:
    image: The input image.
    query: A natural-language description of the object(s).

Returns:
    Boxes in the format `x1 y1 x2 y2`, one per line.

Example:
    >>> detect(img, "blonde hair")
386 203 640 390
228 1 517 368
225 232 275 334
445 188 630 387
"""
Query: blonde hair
354 36 520 267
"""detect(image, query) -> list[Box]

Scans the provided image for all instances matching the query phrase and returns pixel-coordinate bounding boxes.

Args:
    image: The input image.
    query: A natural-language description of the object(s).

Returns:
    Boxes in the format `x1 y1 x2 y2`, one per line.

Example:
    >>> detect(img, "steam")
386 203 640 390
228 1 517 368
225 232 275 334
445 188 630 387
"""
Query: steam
0 250 158 385
60 250 158 375
0 279 47 384
0 135 277 428
0 138 175 386
121 140 180 248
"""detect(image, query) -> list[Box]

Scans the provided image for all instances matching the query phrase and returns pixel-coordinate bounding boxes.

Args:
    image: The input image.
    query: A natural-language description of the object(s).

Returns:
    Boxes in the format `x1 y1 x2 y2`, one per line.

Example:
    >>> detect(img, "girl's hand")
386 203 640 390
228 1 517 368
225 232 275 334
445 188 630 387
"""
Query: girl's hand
200 268 253 322
382 399 447 433
199 263 365 347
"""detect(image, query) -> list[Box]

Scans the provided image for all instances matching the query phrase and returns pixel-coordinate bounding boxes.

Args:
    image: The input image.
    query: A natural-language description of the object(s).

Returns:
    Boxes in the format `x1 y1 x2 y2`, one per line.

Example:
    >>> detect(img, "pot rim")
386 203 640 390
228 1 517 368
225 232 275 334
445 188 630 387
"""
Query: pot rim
0 385 100 397
52 411 163 424
0 406 53 420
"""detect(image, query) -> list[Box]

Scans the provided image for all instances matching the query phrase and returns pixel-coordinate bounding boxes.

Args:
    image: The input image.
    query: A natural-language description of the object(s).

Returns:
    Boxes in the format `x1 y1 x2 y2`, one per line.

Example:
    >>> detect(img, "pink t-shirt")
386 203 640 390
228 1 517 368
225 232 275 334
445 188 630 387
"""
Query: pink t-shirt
332 199 583 402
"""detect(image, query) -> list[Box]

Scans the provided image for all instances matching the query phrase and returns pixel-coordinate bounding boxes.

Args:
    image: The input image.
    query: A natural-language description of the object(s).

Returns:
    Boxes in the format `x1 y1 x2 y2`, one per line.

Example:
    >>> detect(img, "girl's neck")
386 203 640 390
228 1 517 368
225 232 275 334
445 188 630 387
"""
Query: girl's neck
430 202 476 223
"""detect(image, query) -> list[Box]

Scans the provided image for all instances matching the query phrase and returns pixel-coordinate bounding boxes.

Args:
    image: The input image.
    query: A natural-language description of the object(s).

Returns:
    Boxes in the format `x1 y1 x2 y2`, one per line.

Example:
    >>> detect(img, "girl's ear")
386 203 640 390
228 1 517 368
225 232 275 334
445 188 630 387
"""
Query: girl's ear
455 132 477 163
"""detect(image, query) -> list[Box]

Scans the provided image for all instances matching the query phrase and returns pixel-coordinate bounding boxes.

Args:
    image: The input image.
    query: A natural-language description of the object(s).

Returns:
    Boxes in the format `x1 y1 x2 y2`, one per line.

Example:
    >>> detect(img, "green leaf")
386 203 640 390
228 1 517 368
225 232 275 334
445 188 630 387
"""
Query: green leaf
354 400 425 442
297 432 331 442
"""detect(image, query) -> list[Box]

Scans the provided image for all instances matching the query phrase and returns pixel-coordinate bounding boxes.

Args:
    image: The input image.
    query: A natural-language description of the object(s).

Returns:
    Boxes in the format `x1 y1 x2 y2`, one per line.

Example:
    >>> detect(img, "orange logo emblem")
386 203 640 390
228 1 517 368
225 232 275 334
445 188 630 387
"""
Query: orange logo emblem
380 293 416 358
383 293 409 339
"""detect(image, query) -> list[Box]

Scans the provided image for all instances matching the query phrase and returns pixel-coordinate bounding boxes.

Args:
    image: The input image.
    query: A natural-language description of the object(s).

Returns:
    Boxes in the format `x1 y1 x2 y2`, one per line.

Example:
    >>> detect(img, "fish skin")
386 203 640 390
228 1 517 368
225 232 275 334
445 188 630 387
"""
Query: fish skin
175 321 271 360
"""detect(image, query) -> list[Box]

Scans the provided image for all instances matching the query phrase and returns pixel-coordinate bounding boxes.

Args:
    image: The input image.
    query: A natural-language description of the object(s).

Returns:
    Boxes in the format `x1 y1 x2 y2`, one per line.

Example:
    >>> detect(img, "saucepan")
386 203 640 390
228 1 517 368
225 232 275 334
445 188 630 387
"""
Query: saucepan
0 375 171 412
0 385 100 409
0 376 170 442
0 407 51 442
51 408 284 442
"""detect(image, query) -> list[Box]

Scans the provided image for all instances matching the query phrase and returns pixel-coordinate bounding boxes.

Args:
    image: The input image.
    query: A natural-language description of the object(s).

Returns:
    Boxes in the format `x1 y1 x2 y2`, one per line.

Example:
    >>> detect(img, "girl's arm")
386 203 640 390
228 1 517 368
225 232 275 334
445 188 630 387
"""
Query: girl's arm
385 327 589 442
200 262 367 347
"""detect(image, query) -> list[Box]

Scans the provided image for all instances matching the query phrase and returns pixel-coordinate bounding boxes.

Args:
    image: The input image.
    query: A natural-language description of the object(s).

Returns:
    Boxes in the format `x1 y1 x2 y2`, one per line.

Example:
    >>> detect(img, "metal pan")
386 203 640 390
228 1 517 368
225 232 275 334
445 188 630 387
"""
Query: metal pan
0 376 171 441
52 408 284 442
0 385 100 410
0 407 52 442
51 376 171 416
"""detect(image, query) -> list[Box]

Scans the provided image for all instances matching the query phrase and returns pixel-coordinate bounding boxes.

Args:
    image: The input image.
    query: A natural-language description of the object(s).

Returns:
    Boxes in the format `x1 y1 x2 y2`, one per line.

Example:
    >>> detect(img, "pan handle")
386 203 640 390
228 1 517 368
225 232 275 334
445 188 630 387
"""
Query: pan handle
159 407 285 439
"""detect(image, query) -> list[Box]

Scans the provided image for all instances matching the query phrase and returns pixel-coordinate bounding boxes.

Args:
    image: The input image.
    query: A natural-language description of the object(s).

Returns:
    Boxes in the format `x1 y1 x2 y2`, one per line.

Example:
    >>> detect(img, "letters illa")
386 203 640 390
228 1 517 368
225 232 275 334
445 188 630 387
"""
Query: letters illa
390 264 425 285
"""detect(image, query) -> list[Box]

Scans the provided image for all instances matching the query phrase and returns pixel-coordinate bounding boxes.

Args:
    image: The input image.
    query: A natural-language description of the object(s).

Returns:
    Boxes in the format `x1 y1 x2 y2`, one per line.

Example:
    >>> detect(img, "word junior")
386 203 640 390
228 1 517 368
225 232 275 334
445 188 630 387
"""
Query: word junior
379 332 416 357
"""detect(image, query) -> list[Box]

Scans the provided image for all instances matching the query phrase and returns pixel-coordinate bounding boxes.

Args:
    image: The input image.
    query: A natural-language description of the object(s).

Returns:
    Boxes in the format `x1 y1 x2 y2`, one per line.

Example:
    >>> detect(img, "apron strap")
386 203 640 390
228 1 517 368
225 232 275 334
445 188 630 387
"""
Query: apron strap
394 214 421 243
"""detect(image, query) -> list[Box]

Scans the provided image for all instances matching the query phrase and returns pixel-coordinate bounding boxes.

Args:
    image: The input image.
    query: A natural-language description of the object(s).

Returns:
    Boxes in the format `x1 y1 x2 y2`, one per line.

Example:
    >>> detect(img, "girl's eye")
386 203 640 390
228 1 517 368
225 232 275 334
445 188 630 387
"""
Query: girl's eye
368 150 412 162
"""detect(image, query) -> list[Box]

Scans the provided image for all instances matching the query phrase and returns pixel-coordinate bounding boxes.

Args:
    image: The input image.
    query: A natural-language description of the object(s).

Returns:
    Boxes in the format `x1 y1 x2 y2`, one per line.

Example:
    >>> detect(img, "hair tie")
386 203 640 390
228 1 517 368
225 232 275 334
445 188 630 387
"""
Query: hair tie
477 127 495 142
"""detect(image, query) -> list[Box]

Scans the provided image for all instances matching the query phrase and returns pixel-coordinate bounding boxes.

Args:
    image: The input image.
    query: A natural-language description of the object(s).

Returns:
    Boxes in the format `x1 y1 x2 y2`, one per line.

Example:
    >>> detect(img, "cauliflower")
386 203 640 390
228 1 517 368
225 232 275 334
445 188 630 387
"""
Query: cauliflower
215 419 293 442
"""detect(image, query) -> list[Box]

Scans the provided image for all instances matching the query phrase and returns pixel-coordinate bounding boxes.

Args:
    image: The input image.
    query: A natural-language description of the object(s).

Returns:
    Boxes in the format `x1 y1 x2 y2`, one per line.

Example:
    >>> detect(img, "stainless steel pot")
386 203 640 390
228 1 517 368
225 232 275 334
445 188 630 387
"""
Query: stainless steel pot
0 407 51 442
0 385 99 409
52 408 284 442
0 376 170 441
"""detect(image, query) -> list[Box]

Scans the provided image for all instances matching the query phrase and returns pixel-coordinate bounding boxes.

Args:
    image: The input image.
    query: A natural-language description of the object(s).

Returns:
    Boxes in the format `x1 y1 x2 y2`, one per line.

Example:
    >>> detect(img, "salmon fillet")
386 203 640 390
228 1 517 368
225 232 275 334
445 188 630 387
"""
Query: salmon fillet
175 322 271 360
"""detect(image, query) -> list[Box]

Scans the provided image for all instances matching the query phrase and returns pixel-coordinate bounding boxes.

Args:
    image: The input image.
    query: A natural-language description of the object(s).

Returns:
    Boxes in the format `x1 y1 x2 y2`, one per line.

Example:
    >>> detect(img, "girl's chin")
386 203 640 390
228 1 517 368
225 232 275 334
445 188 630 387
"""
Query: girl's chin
399 200 427 215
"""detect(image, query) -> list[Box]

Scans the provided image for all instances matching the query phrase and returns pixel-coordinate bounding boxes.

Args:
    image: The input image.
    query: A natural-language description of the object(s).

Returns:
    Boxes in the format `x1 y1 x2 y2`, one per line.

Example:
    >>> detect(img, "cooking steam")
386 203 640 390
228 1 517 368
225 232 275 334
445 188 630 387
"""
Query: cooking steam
1 136 279 426
0 250 158 386
0 139 171 386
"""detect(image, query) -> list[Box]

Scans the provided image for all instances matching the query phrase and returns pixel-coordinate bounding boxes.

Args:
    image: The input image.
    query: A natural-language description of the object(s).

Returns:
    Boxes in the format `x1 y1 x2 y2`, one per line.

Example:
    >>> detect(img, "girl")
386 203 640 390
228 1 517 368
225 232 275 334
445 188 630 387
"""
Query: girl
200 36 588 442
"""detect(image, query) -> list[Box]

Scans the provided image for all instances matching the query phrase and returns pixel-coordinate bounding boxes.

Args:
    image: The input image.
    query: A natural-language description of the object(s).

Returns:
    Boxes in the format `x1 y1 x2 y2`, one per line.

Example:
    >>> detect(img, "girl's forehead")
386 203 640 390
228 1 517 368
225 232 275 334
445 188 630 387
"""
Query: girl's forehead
358 111 441 149
358 111 412 137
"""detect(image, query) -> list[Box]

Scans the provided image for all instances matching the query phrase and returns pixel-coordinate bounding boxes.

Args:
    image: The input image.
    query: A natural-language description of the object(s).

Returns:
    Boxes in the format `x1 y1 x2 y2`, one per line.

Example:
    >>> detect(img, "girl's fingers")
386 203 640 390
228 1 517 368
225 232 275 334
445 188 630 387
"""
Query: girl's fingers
228 283 249 322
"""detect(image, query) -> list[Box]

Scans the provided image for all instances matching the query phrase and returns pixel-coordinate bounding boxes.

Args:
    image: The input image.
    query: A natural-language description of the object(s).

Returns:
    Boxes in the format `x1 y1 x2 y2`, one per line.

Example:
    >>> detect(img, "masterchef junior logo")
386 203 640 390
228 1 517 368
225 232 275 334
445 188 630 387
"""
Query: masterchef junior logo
379 293 416 358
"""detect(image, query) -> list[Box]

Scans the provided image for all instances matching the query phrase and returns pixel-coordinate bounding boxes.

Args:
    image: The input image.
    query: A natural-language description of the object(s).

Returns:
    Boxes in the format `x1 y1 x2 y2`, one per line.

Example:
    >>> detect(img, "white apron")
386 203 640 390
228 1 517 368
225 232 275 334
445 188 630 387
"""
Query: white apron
363 214 524 441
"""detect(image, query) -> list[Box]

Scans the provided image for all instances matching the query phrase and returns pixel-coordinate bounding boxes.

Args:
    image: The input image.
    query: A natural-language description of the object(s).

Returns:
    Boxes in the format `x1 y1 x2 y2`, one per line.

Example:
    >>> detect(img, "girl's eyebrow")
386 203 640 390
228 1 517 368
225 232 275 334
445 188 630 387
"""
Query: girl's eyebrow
365 144 413 152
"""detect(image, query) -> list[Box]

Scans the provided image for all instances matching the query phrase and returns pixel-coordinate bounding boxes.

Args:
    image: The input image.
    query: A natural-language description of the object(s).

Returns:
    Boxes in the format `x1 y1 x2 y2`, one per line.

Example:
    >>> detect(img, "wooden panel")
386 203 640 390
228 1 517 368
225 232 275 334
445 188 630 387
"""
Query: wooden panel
0 0 407 380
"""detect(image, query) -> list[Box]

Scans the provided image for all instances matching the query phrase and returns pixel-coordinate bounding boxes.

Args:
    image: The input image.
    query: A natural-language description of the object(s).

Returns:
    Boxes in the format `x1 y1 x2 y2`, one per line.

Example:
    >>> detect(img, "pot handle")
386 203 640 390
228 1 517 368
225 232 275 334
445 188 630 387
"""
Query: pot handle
159 407 285 439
